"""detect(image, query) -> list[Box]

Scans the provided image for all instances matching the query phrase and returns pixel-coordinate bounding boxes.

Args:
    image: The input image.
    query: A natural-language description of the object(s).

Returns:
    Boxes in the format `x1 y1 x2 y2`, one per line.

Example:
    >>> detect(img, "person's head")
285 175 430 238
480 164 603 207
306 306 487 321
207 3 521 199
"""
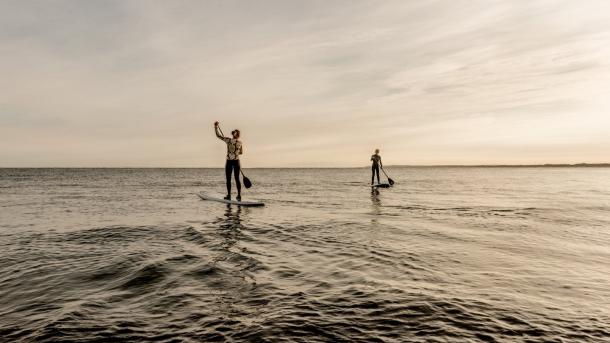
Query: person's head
231 129 241 139
375 149 380 154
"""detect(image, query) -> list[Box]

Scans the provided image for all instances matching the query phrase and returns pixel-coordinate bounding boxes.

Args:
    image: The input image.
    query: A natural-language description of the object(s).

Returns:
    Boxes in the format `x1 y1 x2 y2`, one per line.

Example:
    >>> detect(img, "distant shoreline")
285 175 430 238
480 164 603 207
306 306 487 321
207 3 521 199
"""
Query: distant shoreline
1 164 609 169
389 163 610 168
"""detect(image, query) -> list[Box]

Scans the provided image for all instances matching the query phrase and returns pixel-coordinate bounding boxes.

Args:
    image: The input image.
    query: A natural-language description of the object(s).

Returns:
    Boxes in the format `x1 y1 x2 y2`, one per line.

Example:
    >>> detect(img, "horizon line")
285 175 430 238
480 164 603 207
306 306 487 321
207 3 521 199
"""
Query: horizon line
1 163 609 169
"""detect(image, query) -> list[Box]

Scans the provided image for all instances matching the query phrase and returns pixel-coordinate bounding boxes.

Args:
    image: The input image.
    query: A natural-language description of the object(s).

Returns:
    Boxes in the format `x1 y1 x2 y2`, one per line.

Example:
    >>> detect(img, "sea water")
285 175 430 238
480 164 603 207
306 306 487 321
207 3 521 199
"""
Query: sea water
1 167 609 342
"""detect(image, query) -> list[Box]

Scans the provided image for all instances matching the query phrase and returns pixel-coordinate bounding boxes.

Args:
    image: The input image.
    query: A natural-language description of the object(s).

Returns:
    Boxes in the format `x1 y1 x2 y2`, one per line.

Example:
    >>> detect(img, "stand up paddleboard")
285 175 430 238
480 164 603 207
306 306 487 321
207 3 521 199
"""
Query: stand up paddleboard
371 183 391 188
197 192 264 207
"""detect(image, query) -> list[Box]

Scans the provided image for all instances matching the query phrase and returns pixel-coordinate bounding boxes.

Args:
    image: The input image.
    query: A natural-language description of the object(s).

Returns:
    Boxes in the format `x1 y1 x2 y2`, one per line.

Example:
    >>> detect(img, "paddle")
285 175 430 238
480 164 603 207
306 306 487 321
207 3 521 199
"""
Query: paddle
381 167 395 186
217 124 253 189
240 169 252 189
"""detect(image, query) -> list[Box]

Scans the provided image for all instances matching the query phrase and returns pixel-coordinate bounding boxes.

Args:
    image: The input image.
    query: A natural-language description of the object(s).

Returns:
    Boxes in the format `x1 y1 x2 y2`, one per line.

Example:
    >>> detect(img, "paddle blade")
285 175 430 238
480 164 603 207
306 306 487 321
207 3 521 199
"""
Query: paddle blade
381 168 394 186
243 176 252 188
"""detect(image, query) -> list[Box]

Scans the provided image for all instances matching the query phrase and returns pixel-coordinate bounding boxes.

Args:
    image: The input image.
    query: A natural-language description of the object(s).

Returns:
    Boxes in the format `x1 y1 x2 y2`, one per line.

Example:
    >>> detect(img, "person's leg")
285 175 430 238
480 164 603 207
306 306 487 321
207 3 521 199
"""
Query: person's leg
375 165 380 184
371 165 375 185
225 160 232 199
234 160 242 200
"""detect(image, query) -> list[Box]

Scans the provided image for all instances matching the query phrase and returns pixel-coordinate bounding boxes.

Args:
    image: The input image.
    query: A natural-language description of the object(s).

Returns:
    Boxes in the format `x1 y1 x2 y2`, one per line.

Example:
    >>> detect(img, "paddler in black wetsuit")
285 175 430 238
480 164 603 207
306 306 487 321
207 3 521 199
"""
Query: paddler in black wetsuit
214 121 243 201
371 149 382 185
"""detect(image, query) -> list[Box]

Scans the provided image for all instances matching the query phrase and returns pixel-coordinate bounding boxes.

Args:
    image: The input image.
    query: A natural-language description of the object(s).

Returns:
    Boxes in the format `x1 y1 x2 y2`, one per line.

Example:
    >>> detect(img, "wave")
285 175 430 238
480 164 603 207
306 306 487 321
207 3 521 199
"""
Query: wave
1 171 609 343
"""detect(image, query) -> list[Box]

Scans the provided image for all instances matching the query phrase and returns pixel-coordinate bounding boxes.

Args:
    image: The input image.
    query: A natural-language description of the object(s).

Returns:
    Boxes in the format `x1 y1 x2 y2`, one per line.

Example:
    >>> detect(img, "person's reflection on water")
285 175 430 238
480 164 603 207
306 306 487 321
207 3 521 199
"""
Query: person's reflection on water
371 187 380 199
370 189 381 224
216 204 244 251
222 204 242 229
209 204 257 292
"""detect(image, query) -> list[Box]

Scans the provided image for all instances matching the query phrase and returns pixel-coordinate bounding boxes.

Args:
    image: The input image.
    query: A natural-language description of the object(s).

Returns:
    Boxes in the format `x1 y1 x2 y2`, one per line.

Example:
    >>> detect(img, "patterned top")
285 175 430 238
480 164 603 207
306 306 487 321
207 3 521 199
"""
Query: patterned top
216 128 243 160
371 154 382 166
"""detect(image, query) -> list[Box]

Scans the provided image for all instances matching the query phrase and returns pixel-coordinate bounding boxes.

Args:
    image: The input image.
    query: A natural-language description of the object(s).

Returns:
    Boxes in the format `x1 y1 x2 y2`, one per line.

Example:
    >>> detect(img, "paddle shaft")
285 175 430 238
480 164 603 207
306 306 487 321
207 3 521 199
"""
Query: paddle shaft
381 167 394 184
381 167 390 178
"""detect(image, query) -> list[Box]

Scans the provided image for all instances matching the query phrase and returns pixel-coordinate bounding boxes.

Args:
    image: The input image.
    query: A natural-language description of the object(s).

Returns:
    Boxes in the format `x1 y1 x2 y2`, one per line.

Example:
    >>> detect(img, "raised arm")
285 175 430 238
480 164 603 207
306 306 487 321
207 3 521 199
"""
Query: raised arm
214 122 229 142
215 126 223 139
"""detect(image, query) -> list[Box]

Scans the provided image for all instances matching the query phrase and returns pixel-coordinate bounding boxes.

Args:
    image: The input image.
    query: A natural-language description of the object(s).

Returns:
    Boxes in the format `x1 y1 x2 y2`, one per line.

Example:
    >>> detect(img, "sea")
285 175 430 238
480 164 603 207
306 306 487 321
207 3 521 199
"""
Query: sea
1 167 609 342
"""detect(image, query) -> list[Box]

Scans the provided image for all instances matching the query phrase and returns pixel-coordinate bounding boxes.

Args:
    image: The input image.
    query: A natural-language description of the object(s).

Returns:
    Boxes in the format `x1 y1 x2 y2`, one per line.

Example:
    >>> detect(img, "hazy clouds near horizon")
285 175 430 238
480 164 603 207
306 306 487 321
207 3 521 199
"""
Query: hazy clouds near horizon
1 0 609 167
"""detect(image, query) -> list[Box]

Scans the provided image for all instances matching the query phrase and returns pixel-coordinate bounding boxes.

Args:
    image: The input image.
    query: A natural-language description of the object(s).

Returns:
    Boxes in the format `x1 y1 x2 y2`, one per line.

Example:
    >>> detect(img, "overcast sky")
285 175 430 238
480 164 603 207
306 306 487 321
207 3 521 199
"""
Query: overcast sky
1 0 609 167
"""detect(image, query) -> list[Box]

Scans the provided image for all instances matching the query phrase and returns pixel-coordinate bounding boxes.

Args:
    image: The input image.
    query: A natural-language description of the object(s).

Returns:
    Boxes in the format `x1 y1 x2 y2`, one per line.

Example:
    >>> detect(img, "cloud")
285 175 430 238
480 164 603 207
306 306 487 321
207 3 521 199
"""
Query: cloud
1 0 609 166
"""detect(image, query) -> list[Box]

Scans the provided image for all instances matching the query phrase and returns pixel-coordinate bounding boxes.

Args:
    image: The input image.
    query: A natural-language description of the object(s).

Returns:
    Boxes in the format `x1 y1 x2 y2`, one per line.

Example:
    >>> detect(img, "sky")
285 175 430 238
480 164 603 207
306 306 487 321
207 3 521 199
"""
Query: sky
1 0 609 167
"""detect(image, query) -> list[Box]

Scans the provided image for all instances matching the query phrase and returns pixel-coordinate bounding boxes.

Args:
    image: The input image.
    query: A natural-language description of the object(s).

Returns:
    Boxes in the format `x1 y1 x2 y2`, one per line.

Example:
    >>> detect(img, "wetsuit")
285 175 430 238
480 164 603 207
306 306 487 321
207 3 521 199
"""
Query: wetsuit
216 127 243 197
371 154 382 184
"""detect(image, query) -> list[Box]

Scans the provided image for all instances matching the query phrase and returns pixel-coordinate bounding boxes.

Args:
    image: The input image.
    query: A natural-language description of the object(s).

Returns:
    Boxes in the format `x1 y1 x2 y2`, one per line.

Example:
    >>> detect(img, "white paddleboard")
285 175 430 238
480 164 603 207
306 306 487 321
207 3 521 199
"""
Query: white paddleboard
371 183 391 188
197 192 264 207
